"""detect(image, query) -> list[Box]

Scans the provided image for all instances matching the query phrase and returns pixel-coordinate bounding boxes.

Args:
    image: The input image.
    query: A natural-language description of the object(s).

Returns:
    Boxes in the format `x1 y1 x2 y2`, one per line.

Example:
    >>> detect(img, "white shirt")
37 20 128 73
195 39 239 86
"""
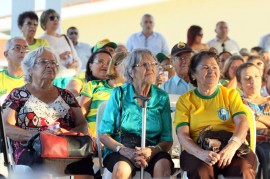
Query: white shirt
74 42 92 71
259 34 270 53
126 32 169 55
261 86 270 97
207 37 239 55
39 33 81 78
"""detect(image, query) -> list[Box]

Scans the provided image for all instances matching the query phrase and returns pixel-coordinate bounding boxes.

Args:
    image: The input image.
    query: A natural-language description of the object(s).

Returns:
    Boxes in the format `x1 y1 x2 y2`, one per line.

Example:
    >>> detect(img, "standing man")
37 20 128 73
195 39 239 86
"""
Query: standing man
67 26 91 70
0 37 28 97
161 42 194 95
208 21 239 54
126 14 169 55
259 33 270 53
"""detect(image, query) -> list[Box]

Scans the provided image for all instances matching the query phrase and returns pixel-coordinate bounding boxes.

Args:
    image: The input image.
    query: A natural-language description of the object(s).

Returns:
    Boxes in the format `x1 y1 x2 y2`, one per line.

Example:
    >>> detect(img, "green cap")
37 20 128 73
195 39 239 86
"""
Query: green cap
156 53 170 63
93 39 117 53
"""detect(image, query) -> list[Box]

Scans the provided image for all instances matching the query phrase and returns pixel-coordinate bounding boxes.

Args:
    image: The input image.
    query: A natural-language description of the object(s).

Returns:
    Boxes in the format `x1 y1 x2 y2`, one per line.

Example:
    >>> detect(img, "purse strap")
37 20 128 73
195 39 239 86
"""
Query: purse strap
27 133 40 151
62 34 72 48
117 87 124 138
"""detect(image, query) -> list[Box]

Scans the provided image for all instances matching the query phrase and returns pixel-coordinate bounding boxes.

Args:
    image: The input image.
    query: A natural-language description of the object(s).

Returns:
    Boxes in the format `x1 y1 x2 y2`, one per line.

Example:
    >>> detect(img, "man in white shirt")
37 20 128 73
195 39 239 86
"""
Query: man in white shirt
259 33 270 53
126 14 169 55
67 26 92 70
207 21 239 54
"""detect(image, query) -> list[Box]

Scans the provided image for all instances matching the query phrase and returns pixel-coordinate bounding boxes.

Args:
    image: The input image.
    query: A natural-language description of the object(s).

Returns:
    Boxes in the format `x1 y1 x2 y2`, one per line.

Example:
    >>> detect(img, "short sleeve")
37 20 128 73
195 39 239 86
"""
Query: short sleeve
60 88 80 107
98 87 121 135
229 89 246 118
174 96 190 132
160 95 173 142
2 88 26 112
80 81 93 98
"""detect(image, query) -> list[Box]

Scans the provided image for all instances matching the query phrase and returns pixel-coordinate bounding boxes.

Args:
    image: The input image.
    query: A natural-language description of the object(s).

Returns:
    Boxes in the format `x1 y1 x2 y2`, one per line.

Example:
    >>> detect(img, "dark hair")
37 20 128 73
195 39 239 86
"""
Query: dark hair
251 46 264 54
247 55 263 63
85 49 112 82
187 25 202 46
236 63 259 83
222 55 244 80
67 26 77 34
188 51 219 87
17 11 38 27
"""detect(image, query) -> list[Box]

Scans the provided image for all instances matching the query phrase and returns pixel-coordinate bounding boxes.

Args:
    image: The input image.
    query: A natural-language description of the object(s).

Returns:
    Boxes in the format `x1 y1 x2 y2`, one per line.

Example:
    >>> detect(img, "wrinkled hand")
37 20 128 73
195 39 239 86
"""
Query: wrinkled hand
119 147 140 167
218 142 239 168
134 147 152 168
198 150 220 166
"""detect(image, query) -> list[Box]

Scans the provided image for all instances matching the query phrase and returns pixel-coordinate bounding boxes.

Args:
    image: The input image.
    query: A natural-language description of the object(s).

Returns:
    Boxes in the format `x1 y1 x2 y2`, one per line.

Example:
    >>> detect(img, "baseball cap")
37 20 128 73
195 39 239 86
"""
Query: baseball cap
239 48 250 56
171 42 192 56
156 53 170 63
93 39 117 53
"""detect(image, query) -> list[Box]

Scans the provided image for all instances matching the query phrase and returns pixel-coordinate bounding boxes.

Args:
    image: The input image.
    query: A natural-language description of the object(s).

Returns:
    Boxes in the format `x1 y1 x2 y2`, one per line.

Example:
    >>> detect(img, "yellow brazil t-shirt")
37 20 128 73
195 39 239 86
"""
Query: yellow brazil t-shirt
0 70 25 97
174 86 246 143
80 80 114 136
28 38 49 51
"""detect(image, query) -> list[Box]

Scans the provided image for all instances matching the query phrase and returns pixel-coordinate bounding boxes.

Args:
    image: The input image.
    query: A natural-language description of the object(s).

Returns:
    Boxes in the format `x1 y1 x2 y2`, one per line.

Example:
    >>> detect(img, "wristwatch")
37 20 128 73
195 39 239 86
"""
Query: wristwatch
115 145 123 153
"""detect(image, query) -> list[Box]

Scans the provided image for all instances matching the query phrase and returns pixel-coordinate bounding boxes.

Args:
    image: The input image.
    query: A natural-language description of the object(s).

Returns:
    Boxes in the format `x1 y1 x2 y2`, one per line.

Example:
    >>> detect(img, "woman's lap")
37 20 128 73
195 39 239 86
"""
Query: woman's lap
103 151 174 177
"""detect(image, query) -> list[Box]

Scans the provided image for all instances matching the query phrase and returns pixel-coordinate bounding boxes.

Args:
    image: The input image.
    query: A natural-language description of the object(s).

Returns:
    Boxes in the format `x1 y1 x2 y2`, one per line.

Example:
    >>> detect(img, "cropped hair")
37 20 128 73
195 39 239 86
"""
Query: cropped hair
5 37 26 51
40 9 59 30
188 51 219 87
124 48 156 83
22 46 59 83
17 11 38 27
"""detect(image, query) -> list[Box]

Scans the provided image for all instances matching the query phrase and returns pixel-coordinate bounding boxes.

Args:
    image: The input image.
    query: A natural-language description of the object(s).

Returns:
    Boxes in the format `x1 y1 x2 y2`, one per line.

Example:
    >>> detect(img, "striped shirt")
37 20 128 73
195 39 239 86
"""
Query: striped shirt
80 80 113 135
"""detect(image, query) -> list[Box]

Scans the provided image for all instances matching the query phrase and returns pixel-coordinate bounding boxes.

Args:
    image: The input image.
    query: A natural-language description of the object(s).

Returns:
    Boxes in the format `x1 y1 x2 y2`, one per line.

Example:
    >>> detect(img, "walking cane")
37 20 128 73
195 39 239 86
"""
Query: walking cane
133 95 150 179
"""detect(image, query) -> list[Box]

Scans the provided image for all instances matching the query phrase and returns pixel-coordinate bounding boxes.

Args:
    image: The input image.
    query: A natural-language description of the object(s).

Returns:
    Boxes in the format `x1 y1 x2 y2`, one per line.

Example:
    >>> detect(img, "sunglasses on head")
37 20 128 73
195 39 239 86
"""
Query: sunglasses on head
49 15 59 21
69 32 78 35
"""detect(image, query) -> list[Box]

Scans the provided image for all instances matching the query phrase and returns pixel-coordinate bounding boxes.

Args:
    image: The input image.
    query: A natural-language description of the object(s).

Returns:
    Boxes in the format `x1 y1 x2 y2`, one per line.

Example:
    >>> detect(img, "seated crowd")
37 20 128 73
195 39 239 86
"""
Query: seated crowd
1 9 270 179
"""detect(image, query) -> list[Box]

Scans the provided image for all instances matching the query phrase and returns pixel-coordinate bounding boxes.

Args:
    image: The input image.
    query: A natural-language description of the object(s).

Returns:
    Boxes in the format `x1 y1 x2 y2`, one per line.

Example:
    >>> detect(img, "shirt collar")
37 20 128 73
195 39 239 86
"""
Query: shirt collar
173 75 189 86
139 32 156 38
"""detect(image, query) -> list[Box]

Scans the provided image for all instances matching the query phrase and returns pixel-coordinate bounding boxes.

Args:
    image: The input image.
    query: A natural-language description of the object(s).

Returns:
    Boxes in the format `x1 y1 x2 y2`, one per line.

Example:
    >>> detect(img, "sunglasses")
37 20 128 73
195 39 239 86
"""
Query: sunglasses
69 32 78 35
197 33 203 37
49 15 60 21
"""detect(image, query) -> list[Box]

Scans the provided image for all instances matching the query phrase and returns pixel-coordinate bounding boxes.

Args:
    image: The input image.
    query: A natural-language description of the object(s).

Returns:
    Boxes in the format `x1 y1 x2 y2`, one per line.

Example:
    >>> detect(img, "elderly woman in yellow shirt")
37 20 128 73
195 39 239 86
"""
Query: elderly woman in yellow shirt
174 51 257 178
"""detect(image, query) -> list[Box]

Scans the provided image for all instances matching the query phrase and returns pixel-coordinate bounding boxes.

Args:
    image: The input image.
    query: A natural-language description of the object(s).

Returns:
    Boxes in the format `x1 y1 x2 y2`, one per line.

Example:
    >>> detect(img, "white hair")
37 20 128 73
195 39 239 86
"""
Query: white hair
5 37 26 51
22 46 60 83
124 48 156 83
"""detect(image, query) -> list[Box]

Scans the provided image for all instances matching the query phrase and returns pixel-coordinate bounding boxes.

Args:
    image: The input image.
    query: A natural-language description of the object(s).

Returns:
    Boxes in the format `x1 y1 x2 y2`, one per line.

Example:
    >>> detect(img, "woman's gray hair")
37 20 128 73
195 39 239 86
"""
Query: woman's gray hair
124 48 156 83
22 46 60 83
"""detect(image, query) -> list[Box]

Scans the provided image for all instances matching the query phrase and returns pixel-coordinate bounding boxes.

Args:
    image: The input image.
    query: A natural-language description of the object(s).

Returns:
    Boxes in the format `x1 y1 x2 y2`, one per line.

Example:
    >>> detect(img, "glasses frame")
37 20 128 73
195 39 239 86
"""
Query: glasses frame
35 59 59 68
93 59 111 66
11 45 29 53
49 15 60 21
133 61 158 68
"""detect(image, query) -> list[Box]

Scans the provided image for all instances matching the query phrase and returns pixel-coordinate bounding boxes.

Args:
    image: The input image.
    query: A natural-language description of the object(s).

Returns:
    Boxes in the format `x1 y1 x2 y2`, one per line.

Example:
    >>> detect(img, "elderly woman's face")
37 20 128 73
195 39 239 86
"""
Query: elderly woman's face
20 18 38 38
32 50 59 81
239 66 262 95
132 54 157 85
45 13 60 31
193 57 220 88
90 53 111 80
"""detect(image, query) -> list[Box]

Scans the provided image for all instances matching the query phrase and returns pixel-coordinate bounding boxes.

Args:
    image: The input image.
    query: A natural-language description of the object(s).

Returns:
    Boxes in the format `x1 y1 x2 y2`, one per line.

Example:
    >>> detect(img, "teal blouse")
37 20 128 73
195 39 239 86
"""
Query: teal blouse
98 83 173 158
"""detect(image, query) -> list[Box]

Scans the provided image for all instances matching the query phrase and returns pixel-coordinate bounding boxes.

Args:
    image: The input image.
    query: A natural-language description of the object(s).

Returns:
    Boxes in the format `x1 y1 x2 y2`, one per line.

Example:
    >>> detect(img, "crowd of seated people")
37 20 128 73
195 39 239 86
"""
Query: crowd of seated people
2 9 270 179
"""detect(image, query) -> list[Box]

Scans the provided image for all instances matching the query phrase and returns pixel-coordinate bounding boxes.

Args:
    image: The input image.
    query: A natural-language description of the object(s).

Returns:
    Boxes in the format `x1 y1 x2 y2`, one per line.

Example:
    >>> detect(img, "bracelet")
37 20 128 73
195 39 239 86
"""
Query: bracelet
155 144 163 152
229 136 242 146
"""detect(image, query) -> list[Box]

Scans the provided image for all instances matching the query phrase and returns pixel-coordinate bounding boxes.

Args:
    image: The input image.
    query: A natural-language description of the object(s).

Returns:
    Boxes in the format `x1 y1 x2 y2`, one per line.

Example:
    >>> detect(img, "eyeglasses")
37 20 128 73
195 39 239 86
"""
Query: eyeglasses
23 22 38 27
49 15 60 21
174 55 191 61
69 32 78 35
133 61 158 68
11 45 29 53
35 59 59 67
94 59 111 66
